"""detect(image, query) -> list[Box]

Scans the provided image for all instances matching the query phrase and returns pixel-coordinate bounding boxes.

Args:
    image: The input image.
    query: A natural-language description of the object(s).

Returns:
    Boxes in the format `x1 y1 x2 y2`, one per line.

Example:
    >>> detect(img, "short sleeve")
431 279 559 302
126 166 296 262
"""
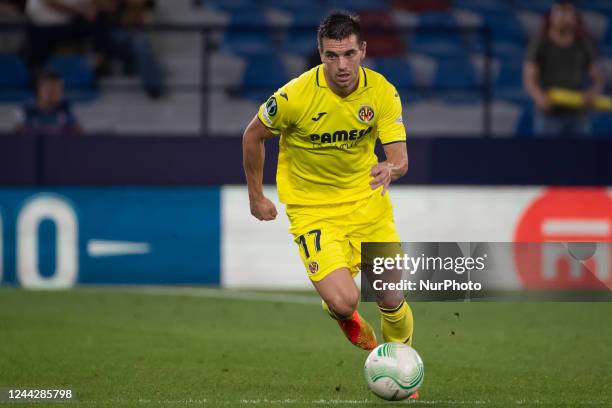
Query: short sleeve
526 36 543 63
377 83 406 144
582 38 597 67
257 85 293 134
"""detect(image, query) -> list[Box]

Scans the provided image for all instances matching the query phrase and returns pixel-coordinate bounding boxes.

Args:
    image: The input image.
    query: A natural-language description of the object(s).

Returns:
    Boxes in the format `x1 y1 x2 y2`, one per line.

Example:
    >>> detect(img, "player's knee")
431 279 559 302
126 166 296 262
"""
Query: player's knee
377 296 405 311
327 291 359 318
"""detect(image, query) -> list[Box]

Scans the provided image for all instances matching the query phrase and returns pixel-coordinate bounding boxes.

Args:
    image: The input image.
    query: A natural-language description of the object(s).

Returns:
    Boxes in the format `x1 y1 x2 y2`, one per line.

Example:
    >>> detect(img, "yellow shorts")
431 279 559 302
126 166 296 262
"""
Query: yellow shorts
286 192 400 282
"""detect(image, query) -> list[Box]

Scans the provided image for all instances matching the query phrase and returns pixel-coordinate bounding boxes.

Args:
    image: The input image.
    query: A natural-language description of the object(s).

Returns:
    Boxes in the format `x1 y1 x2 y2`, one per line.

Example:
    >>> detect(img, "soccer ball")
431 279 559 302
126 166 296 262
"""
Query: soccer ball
363 342 424 401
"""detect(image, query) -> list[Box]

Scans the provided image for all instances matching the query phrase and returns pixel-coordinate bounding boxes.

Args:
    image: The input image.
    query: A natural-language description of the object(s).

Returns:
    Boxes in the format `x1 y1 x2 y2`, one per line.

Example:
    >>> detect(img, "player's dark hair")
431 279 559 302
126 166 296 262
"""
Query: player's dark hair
317 12 362 51
542 0 585 39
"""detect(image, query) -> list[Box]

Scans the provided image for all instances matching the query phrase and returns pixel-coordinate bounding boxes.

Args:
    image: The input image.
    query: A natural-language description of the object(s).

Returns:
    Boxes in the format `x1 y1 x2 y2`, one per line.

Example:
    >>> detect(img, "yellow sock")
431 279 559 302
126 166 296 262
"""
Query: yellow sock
379 300 414 345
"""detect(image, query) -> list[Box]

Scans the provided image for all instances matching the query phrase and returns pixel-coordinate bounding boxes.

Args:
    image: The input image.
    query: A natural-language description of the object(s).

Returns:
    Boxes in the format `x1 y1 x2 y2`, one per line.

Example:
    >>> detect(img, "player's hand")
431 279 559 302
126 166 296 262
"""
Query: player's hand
249 196 278 221
370 162 393 196
583 90 597 109
535 93 552 111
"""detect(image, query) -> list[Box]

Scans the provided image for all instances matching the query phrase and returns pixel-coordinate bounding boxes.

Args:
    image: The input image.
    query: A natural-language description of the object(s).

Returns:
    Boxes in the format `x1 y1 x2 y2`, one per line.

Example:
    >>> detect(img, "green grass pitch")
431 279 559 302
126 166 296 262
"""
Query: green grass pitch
1 287 611 407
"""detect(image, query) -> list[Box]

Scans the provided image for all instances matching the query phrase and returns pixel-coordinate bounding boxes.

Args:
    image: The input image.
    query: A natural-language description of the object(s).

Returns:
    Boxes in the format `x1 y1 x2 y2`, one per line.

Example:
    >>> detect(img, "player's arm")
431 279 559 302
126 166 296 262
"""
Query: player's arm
242 115 278 221
583 38 605 107
523 37 551 111
523 62 551 111
584 63 605 107
370 142 408 195
371 82 408 195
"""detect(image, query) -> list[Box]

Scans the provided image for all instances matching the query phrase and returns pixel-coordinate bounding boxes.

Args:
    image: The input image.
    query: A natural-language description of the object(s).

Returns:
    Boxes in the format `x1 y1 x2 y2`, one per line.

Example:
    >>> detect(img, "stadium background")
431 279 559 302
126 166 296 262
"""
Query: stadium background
1 0 612 406
1 0 611 288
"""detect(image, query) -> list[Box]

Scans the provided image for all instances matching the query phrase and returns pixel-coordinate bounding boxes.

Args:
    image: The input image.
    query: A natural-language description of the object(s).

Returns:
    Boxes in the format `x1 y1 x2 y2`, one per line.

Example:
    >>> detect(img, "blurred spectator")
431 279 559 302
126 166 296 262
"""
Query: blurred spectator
25 0 109 71
0 0 25 16
524 0 605 137
0 0 26 54
99 0 165 98
15 69 82 135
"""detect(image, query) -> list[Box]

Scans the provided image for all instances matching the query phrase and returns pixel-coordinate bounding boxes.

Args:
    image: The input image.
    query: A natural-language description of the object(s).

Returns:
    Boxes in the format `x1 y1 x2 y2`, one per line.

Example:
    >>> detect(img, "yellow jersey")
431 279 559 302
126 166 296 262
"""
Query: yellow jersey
257 65 406 206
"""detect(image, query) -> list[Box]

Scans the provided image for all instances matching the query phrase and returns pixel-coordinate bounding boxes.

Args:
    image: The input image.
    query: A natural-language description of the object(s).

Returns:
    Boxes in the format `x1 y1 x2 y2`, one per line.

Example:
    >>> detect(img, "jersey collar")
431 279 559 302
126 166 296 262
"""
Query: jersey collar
316 65 369 90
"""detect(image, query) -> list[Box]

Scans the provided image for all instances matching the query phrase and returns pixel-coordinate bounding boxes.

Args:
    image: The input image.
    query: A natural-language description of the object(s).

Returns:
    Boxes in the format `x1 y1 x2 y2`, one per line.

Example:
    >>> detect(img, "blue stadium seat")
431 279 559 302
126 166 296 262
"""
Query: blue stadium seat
460 10 524 44
599 47 612 58
591 112 612 137
495 59 524 90
46 55 98 102
514 104 535 137
478 12 526 45
410 12 465 57
225 8 270 24
282 11 325 55
0 54 31 103
453 0 510 13
263 0 323 13
514 0 555 14
291 10 326 27
600 27 612 55
221 11 275 56
432 56 478 89
494 92 531 133
284 30 318 55
409 25 467 57
417 11 457 26
327 0 389 12
495 89 533 136
409 34 465 57
204 0 259 12
466 24 526 57
578 0 612 15
400 91 422 106
240 55 288 102
222 31 274 56
374 57 413 90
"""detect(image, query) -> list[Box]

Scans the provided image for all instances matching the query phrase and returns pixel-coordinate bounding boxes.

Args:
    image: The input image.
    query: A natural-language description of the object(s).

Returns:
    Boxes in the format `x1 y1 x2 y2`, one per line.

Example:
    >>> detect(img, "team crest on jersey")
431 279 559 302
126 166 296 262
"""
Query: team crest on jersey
308 261 319 274
266 96 277 117
358 105 375 123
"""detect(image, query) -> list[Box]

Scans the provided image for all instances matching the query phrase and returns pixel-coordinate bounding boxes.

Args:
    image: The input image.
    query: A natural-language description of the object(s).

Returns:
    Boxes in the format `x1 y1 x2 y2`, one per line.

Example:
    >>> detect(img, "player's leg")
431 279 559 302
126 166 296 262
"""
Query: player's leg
351 193 414 345
313 267 358 318
287 204 377 350
378 298 414 345
358 244 414 345
312 267 378 350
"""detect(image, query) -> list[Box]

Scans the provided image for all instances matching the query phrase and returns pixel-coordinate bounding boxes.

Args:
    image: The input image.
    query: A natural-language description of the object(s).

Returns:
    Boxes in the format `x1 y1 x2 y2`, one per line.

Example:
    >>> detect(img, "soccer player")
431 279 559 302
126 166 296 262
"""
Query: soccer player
243 11 414 364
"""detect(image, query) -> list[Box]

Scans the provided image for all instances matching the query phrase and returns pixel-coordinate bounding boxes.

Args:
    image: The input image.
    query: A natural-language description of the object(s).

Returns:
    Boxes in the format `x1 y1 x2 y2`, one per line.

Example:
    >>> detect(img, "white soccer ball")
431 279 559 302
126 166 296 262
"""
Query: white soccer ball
364 342 424 401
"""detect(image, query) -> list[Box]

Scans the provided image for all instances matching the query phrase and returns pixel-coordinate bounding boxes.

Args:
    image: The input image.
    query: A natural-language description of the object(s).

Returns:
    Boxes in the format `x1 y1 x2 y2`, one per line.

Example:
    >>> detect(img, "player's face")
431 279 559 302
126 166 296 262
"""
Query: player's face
550 4 577 31
38 80 63 108
320 34 366 94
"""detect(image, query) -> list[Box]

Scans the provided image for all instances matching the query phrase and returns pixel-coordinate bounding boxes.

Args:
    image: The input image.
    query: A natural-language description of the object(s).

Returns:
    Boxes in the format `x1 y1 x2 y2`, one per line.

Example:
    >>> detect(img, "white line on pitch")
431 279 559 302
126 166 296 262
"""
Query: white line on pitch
67 398 501 406
78 285 321 305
